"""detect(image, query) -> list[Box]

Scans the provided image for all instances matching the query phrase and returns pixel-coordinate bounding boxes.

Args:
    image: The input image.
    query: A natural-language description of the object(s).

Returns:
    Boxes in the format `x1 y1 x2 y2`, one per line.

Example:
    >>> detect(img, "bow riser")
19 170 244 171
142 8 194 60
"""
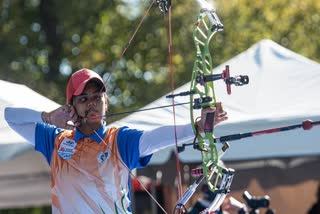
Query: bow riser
190 8 225 193
172 2 249 213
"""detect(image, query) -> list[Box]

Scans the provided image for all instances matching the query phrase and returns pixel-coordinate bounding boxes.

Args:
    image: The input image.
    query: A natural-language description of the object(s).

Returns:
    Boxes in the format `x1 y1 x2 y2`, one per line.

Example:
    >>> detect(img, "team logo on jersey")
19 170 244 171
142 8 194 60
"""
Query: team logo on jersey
58 138 77 160
97 150 110 164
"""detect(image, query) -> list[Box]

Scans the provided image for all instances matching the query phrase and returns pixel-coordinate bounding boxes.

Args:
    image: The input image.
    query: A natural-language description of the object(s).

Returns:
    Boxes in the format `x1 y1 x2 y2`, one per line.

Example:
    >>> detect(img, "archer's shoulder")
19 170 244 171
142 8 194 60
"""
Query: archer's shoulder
116 126 143 140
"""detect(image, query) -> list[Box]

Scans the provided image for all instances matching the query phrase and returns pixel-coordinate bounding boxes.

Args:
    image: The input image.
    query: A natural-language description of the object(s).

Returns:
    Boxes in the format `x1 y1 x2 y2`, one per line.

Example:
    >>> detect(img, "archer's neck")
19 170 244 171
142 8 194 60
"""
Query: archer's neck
77 121 103 136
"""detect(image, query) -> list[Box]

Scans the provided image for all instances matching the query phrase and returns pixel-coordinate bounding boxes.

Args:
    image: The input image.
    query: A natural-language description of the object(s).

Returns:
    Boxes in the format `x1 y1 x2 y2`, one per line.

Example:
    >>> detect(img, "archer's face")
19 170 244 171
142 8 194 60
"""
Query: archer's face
72 80 107 125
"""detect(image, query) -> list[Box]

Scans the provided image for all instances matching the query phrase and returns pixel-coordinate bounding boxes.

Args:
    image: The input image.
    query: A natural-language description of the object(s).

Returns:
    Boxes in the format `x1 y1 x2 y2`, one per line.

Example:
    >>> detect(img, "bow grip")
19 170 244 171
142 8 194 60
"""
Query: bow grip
223 65 231 95
204 111 215 133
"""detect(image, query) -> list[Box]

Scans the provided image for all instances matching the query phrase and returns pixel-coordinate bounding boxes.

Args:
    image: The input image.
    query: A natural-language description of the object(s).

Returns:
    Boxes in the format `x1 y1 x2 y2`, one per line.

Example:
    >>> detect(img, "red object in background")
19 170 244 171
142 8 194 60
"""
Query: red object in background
131 176 162 192
131 176 152 191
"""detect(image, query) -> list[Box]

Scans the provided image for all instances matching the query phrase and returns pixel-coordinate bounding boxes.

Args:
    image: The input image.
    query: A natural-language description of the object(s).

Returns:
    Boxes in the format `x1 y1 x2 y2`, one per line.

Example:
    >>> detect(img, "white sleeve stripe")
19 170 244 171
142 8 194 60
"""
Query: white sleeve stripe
139 124 194 157
4 107 43 145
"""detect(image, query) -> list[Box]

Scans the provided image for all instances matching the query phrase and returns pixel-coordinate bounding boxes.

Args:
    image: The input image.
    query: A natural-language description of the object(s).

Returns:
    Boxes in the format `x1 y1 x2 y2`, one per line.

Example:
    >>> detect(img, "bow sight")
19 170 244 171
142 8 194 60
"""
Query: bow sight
167 65 249 99
194 65 249 95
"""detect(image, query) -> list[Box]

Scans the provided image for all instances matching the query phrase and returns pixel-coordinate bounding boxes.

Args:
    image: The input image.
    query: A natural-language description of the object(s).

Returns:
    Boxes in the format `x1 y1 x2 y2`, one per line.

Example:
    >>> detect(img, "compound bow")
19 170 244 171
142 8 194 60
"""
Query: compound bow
161 0 249 213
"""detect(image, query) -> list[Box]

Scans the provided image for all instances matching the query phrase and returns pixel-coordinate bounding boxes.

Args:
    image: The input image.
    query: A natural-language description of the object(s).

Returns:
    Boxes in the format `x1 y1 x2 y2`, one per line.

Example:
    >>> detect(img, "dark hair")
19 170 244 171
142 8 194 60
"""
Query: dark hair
89 79 106 93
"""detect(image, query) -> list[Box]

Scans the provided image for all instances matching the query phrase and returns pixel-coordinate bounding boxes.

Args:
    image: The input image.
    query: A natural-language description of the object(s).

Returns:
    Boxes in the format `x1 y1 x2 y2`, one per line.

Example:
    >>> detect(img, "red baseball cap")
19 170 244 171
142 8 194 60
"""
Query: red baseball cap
66 68 105 103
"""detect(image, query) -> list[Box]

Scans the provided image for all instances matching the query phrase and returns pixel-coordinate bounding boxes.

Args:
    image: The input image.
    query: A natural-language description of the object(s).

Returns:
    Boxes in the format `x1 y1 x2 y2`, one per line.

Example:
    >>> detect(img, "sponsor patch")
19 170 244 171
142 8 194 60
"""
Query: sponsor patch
58 138 77 160
97 150 110 164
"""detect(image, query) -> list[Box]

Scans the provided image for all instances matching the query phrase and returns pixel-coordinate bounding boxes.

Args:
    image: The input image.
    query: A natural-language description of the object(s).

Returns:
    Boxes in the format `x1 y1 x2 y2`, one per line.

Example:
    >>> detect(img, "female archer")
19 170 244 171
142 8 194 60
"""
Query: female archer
5 68 228 213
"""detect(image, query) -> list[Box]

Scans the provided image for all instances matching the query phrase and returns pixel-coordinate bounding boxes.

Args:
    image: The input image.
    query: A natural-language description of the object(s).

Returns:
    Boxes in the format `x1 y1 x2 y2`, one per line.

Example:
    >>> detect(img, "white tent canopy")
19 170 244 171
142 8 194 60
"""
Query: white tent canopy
0 80 59 208
111 39 320 164
0 80 60 159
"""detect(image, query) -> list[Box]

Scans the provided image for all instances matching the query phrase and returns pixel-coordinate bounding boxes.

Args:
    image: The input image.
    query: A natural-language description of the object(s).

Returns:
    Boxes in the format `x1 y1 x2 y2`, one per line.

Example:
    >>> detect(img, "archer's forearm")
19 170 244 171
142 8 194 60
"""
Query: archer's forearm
139 124 194 157
4 107 43 145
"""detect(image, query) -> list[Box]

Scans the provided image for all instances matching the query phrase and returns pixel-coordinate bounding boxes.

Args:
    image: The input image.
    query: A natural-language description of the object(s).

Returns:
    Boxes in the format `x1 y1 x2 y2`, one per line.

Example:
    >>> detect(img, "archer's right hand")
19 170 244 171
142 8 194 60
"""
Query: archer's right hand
41 104 80 129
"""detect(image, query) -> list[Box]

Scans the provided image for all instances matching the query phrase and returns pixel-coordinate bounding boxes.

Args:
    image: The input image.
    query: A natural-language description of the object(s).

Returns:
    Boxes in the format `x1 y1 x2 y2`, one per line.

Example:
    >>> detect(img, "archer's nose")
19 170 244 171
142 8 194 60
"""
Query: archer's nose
87 100 96 108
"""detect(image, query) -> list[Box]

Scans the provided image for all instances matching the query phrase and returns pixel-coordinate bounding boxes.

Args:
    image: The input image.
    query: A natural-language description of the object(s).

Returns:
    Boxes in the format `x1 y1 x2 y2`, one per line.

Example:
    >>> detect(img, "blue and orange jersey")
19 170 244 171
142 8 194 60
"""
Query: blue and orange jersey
35 123 151 214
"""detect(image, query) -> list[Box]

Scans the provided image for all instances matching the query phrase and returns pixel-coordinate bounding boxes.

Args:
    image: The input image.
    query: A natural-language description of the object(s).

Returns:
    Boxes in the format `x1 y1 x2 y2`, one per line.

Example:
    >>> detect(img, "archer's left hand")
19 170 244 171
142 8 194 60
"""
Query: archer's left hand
197 102 228 133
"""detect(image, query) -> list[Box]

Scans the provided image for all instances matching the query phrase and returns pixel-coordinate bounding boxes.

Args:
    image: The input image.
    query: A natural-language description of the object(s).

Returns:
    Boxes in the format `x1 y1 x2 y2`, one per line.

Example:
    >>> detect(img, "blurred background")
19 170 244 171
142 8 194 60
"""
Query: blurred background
0 0 320 213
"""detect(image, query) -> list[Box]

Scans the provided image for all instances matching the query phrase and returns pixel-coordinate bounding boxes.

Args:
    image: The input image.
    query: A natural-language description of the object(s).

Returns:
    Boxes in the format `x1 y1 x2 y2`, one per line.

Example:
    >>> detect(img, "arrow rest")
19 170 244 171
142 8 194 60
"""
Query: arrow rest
193 96 213 109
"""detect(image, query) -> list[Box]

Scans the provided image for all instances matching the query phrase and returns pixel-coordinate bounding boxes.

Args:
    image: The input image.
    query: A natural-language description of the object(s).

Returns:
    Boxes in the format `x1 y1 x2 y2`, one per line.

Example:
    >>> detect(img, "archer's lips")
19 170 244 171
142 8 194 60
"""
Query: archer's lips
85 110 101 120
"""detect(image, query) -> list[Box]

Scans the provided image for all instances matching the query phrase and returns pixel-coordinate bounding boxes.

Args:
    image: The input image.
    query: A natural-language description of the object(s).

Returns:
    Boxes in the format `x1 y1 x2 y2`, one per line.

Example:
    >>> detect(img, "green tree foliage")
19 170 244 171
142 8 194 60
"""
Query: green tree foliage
0 0 112 104
1 0 319 110
1 0 319 111
219 0 320 62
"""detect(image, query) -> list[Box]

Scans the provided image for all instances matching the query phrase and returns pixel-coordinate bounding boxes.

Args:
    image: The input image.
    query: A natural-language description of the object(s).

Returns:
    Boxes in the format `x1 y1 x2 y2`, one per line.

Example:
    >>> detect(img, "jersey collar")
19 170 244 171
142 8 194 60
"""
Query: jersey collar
74 125 108 143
